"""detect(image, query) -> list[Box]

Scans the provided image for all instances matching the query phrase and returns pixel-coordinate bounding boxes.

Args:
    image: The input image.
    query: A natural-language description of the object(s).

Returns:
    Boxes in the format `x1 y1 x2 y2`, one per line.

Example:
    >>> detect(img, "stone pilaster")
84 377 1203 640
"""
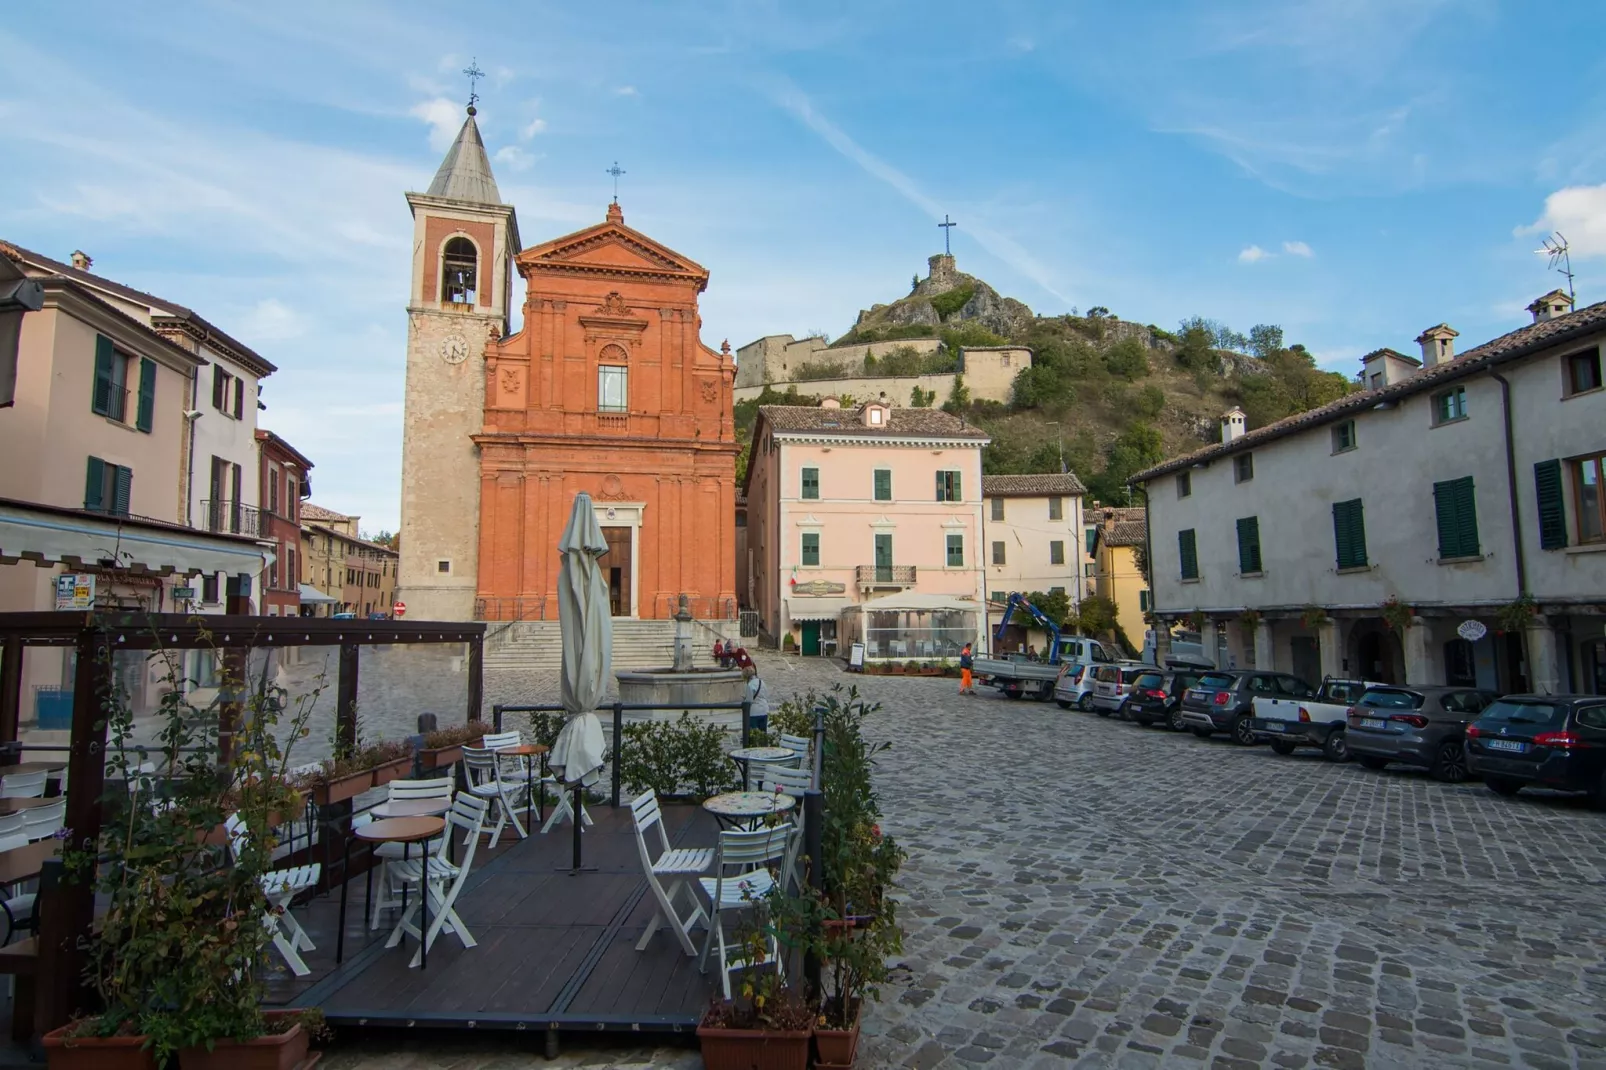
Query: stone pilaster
1317 618 1344 680
1403 617 1432 686
1525 615 1563 694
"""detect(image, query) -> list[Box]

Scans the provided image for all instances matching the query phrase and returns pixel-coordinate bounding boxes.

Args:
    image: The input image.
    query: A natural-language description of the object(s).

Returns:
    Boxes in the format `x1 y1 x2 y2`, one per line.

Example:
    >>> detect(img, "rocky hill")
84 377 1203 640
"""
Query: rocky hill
841 253 1034 342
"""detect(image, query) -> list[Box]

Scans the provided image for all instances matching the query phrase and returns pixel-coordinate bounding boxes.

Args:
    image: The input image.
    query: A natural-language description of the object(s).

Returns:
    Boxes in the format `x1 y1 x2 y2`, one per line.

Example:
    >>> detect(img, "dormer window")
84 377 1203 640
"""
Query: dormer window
863 403 887 427
442 236 478 305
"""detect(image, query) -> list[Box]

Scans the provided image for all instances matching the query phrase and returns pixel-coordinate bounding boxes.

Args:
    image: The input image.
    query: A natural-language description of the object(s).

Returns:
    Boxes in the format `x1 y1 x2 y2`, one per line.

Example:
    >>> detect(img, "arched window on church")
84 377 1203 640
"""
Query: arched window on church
598 343 628 413
441 237 478 305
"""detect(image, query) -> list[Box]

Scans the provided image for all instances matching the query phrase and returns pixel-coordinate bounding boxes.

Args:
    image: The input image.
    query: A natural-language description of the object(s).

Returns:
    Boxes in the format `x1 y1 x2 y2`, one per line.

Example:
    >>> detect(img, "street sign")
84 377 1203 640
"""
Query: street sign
54 573 94 611
171 586 197 600
393 601 407 618
1457 620 1488 643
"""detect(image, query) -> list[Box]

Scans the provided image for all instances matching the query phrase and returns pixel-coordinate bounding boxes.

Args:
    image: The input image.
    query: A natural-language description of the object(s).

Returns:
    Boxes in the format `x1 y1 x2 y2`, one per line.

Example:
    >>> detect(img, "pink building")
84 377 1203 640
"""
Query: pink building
743 399 988 659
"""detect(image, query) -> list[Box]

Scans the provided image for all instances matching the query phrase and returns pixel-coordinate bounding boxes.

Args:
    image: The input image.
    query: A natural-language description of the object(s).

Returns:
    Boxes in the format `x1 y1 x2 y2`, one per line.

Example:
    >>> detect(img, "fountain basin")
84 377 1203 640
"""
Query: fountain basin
615 667 748 731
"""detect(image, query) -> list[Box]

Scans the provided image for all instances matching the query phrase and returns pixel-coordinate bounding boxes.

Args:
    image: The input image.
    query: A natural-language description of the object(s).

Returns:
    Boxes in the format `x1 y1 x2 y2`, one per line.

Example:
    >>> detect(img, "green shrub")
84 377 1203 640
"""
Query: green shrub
1104 336 1150 381
929 285 975 320
527 710 564 750
617 712 740 801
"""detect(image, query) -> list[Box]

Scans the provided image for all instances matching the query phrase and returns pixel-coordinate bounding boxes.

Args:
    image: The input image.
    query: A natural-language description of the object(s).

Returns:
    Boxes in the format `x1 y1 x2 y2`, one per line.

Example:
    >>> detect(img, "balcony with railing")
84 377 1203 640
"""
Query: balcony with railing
854 564 917 589
196 499 268 537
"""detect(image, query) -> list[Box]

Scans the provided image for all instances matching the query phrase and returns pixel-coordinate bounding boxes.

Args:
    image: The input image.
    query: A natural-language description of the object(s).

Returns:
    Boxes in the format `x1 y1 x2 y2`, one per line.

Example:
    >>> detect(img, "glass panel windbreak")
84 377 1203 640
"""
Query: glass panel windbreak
861 608 976 660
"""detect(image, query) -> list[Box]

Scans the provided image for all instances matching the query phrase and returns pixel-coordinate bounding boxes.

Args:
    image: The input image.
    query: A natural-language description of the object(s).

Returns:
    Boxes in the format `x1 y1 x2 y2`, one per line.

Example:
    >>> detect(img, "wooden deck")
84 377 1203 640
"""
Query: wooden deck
264 801 718 1035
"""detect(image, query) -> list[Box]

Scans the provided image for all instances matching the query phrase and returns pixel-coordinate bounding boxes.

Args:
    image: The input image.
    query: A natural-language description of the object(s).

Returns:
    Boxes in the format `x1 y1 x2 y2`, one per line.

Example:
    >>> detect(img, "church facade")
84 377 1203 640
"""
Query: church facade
397 106 737 622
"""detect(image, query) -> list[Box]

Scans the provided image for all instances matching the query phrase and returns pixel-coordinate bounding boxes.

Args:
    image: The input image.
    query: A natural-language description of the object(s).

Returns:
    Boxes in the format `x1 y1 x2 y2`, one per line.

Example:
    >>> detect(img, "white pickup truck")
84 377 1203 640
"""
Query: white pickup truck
1248 678 1378 761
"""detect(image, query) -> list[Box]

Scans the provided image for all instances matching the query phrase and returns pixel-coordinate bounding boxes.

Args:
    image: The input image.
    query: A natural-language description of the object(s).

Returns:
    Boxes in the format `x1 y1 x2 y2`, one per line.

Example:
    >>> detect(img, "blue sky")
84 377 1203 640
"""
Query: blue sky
5 0 1606 532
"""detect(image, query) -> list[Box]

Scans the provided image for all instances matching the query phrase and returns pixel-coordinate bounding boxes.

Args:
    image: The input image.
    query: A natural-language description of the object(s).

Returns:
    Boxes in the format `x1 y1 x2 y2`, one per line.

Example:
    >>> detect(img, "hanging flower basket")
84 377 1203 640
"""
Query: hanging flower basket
1380 597 1414 633
1187 611 1207 633
1238 609 1261 633
1495 595 1538 635
1299 605 1330 631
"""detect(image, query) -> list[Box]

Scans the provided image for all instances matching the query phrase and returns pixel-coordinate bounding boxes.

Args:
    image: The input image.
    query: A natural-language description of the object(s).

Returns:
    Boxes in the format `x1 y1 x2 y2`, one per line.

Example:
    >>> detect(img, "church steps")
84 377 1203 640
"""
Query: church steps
482 618 740 673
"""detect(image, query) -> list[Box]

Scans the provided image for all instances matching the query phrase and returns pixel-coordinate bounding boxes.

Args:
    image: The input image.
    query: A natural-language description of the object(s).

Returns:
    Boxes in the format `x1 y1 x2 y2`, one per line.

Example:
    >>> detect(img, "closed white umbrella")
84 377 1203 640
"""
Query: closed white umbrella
549 492 611 870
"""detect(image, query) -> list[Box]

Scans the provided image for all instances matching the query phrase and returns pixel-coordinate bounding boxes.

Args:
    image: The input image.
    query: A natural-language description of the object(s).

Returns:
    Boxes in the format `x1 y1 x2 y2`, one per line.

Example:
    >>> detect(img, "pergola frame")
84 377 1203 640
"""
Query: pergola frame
0 611 485 1040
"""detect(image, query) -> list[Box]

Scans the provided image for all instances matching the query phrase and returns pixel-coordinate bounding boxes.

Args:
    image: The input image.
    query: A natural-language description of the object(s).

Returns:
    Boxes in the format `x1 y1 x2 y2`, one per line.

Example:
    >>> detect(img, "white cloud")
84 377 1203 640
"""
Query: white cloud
236 298 305 342
1520 184 1606 259
520 116 547 139
1238 244 1271 263
1007 36 1035 53
613 85 638 97
1282 240 1314 257
410 96 462 151
771 81 1070 305
493 145 535 172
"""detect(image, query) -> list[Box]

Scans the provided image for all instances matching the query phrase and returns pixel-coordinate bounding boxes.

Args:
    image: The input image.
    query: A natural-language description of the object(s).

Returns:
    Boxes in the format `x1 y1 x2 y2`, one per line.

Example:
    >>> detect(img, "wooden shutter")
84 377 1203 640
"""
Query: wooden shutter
111 465 132 516
212 365 225 409
93 335 115 415
1432 477 1479 558
1534 459 1568 550
874 470 890 500
952 471 961 502
233 376 244 418
84 456 106 511
1236 516 1261 573
1178 529 1198 579
135 357 156 432
1333 499 1368 568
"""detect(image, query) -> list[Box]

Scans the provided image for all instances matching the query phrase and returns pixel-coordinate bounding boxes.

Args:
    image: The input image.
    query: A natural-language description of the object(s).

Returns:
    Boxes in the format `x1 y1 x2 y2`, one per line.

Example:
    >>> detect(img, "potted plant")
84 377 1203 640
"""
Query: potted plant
363 739 414 787
696 897 813 1070
55 629 328 1068
1380 597 1414 633
294 754 373 806
418 719 487 770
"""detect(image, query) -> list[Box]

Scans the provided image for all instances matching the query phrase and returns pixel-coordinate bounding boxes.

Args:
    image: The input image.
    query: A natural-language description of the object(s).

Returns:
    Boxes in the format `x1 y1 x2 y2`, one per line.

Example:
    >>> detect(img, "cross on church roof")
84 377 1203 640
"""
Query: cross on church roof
607 161 626 204
463 58 484 116
938 214 957 256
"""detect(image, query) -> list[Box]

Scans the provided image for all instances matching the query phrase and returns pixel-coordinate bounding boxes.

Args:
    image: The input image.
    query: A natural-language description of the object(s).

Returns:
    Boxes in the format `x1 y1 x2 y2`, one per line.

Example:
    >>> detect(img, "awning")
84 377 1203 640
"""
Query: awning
853 591 982 613
298 583 338 605
787 598 850 622
0 500 264 576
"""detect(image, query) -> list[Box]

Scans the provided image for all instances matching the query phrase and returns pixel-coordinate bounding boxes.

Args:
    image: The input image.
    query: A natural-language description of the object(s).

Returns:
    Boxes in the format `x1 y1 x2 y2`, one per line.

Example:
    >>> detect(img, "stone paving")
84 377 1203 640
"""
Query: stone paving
315 652 1606 1067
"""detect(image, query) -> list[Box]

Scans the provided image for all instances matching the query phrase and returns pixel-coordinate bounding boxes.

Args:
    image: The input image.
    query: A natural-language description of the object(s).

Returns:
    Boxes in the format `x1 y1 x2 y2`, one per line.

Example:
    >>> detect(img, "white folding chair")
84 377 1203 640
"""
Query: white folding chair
630 790 712 956
0 813 33 948
0 772 46 799
463 745 528 848
539 782 594 835
756 767 811 896
485 728 554 814
21 800 65 842
225 814 320 977
368 777 454 928
698 825 793 999
386 793 489 968
777 734 810 769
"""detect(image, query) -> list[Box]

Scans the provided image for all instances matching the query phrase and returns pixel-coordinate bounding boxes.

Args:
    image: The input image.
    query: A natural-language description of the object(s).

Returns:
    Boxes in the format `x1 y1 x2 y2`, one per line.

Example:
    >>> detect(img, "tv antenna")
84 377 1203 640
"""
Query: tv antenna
1535 232 1575 300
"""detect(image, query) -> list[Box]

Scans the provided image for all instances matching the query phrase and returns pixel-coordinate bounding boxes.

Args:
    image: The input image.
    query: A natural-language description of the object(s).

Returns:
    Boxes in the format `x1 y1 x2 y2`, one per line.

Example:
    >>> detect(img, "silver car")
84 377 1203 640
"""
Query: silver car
1088 663 1151 717
1052 663 1098 711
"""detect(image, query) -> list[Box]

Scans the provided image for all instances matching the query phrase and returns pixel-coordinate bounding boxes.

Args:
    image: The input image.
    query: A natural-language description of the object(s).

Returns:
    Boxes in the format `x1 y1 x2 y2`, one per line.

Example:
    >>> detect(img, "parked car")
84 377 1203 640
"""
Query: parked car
1346 686 1498 782
1465 695 1606 806
1180 670 1314 745
973 635 1112 701
1088 663 1151 717
1249 678 1377 761
1053 663 1097 710
1121 669 1205 730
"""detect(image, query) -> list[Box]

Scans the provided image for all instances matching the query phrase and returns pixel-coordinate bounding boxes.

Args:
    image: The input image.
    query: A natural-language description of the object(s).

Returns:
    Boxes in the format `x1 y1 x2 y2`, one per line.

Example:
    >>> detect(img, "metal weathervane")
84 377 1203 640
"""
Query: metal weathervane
464 59 484 113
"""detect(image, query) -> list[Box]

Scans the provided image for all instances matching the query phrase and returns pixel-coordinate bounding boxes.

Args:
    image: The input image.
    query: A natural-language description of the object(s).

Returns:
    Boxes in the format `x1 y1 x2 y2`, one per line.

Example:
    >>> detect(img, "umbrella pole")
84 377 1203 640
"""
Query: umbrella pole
560 781 596 874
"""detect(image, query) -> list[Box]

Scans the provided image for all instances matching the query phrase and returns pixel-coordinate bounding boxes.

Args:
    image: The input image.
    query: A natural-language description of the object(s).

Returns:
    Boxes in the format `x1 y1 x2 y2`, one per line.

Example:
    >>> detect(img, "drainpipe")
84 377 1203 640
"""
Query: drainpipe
1490 369 1532 688
979 482 990 655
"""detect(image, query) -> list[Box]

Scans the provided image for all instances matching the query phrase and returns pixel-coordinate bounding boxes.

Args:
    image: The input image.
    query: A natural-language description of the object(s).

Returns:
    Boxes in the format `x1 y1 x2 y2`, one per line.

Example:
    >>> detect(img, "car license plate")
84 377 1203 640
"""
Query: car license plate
1261 722 1284 732
1187 690 1207 703
1360 718 1387 730
1486 739 1526 753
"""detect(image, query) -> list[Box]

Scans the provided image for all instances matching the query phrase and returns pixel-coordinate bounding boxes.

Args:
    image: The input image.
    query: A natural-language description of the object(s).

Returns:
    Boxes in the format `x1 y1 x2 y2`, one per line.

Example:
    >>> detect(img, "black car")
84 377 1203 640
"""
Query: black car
1121 669 1203 730
1465 695 1606 806
1346 686 1498 782
1180 670 1313 745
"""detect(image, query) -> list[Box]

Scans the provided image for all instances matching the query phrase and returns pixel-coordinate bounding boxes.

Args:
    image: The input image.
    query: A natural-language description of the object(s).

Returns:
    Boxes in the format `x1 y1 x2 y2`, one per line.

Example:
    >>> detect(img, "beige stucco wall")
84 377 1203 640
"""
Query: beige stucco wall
1094 543 1147 652
733 342 1025 406
982 493 1084 604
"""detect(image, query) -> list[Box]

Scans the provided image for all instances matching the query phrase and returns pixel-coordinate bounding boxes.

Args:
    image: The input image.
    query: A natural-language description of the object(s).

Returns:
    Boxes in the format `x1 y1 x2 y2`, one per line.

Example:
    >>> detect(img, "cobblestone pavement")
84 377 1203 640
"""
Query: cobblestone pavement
300 653 1606 1067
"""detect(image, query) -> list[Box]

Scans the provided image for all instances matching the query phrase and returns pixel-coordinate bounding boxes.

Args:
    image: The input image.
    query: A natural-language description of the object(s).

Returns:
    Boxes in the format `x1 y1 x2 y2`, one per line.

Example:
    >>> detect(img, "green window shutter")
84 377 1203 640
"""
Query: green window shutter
1433 477 1479 558
935 471 943 501
1333 499 1368 569
952 471 961 502
946 534 963 566
1535 459 1568 550
801 533 819 566
84 456 106 511
1178 529 1198 580
92 335 115 416
874 470 891 501
1139 589 1150 612
135 357 156 432
1236 516 1261 573
112 466 132 516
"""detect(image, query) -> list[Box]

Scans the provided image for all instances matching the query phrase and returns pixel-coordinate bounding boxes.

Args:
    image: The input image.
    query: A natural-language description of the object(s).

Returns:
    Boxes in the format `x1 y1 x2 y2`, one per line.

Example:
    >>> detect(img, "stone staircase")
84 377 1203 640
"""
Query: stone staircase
483 618 740 673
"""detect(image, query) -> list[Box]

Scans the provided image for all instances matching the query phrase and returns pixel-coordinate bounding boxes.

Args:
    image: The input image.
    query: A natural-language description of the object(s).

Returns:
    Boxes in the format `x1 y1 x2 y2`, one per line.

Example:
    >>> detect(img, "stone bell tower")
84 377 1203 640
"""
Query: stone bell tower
396 103 520 621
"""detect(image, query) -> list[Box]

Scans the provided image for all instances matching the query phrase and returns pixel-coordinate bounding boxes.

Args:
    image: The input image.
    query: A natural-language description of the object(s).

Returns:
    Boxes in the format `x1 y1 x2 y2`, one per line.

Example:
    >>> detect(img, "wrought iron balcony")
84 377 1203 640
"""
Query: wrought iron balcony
855 564 917 588
197 499 267 537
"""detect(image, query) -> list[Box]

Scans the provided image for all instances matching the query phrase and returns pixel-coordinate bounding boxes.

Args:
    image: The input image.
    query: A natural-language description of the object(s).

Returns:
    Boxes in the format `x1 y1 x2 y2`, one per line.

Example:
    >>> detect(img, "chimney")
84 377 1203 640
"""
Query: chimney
818 397 841 409
1221 408 1247 443
1415 324 1458 367
1526 289 1574 324
1359 347 1422 389
70 250 92 271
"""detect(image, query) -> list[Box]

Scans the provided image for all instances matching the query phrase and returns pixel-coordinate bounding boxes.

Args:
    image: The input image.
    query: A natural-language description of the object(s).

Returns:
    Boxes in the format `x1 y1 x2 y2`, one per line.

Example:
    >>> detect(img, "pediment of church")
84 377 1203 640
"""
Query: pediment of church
517 218 708 286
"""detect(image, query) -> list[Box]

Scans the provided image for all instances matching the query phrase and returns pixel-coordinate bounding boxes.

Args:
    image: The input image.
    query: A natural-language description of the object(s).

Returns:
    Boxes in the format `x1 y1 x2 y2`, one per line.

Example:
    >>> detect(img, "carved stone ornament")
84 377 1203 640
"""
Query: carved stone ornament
597 291 632 316
699 378 718 402
440 333 469 365
500 367 520 393
598 474 627 500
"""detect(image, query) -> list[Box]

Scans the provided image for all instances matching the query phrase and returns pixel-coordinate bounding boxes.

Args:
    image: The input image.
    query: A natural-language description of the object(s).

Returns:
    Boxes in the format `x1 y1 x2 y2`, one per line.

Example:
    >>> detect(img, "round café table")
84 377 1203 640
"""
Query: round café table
703 790 797 830
371 798 450 820
496 742 550 833
727 746 795 791
338 816 445 968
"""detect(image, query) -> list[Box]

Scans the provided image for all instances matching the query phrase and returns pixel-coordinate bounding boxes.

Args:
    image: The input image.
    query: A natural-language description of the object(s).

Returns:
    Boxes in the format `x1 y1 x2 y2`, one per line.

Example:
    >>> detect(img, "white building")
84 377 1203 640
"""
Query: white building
980 473 1086 650
1133 291 1606 696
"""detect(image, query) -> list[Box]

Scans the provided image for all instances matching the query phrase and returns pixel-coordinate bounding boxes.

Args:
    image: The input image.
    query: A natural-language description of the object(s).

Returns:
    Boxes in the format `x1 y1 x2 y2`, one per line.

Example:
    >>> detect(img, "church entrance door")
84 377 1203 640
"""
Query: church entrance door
602 526 633 617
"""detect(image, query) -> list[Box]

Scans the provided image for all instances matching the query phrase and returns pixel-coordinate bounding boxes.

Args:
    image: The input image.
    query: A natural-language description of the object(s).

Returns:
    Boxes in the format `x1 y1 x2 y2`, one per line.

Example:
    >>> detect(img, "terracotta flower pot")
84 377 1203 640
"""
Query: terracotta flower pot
176 1016 312 1070
310 769 372 806
419 736 480 769
814 999 863 1068
41 1028 157 1070
696 1025 810 1070
369 757 411 788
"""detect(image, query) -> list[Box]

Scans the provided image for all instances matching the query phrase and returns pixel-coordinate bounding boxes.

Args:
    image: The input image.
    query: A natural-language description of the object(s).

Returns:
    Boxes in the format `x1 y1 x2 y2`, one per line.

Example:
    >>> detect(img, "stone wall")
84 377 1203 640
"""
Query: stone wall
733 344 1027 407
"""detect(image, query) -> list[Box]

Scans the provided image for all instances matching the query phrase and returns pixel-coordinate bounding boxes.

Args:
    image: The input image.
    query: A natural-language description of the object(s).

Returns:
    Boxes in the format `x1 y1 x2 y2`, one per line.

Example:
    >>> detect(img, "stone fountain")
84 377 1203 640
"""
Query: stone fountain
614 594 747 730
